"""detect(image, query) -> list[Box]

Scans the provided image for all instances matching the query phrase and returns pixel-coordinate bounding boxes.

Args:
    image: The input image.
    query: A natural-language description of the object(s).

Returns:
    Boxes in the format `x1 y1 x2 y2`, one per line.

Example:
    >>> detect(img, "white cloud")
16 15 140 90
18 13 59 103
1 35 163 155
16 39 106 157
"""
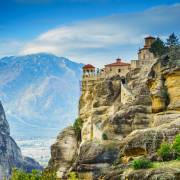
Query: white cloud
15 4 180 66
0 40 24 57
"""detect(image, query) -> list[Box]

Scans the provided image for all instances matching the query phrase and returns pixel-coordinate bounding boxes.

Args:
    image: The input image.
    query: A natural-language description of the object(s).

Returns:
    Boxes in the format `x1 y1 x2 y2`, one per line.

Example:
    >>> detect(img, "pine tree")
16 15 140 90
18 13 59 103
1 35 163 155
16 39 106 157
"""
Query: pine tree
166 33 179 47
150 37 167 57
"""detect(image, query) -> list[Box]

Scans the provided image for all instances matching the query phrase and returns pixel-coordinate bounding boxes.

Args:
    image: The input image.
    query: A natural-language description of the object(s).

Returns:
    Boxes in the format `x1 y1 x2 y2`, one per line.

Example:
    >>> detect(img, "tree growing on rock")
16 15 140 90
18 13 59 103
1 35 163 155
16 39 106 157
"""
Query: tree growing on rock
150 37 167 57
73 118 83 141
166 33 179 47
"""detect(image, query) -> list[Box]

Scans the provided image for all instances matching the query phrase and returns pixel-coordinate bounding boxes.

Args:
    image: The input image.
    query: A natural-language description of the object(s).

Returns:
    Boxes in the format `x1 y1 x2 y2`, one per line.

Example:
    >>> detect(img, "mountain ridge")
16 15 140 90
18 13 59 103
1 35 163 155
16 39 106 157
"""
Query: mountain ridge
0 53 83 165
0 101 42 180
0 53 83 139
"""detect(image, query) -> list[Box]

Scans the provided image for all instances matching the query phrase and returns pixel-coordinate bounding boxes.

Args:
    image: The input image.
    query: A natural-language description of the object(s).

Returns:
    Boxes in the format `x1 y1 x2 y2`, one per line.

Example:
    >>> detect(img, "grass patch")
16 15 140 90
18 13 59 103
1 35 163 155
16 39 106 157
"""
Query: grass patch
152 160 180 169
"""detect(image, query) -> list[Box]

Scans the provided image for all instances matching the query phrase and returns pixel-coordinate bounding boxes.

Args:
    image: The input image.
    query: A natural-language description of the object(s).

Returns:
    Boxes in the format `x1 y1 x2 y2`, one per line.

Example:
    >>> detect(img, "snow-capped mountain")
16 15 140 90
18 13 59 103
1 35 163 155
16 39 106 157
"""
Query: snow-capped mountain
0 53 83 139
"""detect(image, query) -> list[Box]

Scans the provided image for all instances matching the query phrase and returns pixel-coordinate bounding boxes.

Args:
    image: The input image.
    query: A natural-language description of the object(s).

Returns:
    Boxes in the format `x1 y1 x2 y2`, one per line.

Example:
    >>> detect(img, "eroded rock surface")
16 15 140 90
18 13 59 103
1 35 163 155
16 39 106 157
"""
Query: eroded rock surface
0 102 42 179
48 51 180 179
47 126 78 178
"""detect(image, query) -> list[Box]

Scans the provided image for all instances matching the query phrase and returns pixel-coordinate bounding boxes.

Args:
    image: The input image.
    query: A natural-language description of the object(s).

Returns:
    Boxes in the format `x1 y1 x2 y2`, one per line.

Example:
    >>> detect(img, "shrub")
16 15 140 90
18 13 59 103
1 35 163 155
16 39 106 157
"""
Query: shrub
10 169 57 180
68 172 79 180
102 133 108 140
132 158 152 169
157 142 172 161
11 169 41 180
41 170 57 180
172 134 180 159
73 118 83 141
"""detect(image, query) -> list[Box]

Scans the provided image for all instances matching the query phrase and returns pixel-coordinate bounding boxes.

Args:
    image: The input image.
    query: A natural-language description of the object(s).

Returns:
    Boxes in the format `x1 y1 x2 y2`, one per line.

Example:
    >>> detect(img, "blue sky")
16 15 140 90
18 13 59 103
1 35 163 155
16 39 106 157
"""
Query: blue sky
0 0 180 66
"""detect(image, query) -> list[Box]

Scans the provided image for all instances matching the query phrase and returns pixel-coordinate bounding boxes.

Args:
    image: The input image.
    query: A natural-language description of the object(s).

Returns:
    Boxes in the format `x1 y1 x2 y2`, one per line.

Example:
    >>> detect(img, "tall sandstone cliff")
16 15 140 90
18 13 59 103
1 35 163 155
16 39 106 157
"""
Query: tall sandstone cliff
0 102 42 179
47 51 180 180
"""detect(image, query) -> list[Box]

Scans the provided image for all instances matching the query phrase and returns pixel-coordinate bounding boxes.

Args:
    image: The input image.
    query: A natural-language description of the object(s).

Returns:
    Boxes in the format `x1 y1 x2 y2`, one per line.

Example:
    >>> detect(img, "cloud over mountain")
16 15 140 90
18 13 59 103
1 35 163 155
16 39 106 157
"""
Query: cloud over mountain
20 4 180 67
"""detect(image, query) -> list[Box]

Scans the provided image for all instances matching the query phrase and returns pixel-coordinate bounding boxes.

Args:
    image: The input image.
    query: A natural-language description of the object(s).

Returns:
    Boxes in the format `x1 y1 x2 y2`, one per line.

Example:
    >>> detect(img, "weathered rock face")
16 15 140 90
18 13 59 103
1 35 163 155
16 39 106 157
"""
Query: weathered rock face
79 77 122 142
73 140 120 179
121 118 180 157
122 166 180 180
0 101 42 179
0 103 10 135
79 60 154 143
47 126 78 178
147 54 180 113
48 51 180 180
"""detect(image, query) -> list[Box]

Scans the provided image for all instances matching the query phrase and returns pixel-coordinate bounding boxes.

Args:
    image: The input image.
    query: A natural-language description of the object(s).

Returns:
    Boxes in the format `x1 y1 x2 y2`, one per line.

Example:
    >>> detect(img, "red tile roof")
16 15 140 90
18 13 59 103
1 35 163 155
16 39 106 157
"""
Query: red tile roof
105 59 130 67
83 64 95 69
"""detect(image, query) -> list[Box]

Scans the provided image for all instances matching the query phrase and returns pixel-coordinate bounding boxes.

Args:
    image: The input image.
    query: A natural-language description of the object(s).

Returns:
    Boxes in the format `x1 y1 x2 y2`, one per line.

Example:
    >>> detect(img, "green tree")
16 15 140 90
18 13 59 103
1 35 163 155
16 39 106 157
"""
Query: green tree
157 142 172 161
166 33 179 47
172 134 180 159
150 37 167 57
73 118 83 141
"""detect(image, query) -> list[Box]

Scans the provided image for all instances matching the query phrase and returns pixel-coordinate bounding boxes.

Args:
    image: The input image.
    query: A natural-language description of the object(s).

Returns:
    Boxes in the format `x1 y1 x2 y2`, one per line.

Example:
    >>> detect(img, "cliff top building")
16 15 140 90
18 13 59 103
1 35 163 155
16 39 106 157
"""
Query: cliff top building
131 36 156 69
82 64 95 78
104 58 130 77
82 36 156 80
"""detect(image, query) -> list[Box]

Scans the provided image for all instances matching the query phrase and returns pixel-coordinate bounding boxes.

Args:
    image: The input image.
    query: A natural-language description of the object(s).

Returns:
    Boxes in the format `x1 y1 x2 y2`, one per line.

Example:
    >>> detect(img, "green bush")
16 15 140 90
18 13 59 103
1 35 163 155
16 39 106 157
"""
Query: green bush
132 158 152 169
68 172 79 180
102 133 108 140
10 169 57 180
157 142 172 161
73 118 83 141
172 134 180 159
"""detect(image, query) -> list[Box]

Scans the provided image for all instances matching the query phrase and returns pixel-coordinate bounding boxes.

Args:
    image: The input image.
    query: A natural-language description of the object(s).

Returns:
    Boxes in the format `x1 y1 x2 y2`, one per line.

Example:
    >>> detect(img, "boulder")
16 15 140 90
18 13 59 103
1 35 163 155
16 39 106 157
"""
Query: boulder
47 126 78 178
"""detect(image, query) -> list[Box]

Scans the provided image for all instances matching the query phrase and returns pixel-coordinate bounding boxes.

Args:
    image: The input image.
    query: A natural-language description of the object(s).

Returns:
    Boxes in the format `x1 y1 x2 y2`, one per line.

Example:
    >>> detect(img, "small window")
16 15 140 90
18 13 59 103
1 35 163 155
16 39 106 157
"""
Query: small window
118 69 121 73
110 68 112 71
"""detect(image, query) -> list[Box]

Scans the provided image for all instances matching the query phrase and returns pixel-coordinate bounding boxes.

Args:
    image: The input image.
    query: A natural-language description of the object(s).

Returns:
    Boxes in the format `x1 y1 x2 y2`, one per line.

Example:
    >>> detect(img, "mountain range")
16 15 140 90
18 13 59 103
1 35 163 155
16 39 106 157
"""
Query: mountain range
0 53 83 140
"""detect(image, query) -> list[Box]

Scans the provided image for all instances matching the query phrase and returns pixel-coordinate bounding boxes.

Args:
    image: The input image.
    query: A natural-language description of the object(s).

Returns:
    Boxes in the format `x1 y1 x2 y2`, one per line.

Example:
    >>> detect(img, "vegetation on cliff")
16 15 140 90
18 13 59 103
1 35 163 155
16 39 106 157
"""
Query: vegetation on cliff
157 134 180 161
150 33 179 57
46 33 180 180
73 118 83 141
158 142 173 161
132 159 152 169
10 169 56 180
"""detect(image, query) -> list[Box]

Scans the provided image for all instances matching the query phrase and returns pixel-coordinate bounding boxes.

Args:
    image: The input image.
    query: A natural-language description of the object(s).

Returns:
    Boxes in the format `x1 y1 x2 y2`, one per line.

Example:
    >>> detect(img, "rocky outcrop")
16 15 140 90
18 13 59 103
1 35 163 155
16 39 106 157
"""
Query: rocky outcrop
48 50 180 179
74 140 120 178
0 101 42 179
122 166 180 180
121 118 180 157
147 54 180 113
46 126 78 178
79 59 154 143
